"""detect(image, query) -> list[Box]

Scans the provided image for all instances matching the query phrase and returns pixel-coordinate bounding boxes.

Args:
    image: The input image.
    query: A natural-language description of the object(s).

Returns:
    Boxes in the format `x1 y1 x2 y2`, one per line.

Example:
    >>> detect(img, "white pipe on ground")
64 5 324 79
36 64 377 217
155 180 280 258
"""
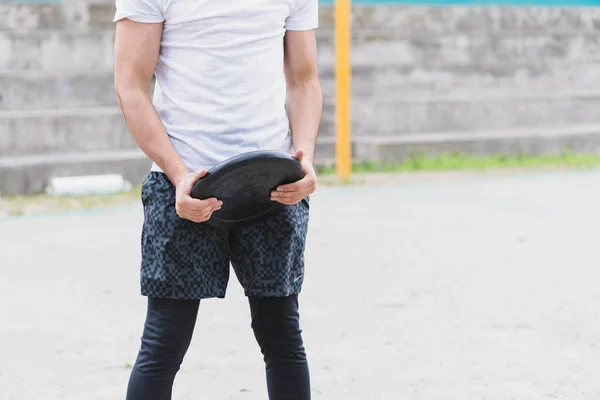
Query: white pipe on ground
45 174 132 196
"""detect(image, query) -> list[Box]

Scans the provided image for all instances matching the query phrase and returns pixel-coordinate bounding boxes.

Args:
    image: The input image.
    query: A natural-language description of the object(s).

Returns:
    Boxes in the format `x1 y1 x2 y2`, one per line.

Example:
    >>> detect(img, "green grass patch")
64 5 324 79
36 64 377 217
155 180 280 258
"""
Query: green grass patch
0 185 142 217
315 150 600 175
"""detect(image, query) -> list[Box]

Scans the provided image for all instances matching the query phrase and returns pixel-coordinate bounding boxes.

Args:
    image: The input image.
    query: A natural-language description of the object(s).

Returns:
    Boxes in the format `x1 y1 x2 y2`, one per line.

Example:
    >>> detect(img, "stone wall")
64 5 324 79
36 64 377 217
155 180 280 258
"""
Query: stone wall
318 5 600 162
2 1 600 194
320 6 600 134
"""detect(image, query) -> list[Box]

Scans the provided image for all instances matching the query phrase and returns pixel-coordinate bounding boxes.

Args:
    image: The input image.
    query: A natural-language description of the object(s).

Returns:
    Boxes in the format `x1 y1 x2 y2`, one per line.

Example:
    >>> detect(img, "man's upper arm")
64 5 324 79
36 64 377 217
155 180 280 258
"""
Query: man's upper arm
114 19 163 95
113 0 164 93
284 30 319 83
284 0 319 82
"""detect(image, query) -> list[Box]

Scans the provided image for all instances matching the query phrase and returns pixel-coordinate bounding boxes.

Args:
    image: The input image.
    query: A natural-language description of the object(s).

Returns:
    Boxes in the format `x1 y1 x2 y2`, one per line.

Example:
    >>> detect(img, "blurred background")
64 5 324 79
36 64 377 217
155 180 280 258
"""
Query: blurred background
2 0 600 195
1 1 600 400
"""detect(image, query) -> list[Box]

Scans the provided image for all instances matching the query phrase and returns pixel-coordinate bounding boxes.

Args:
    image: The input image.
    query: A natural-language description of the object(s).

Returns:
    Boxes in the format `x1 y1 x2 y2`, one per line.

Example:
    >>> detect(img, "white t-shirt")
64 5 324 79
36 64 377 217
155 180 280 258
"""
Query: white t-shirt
113 0 319 173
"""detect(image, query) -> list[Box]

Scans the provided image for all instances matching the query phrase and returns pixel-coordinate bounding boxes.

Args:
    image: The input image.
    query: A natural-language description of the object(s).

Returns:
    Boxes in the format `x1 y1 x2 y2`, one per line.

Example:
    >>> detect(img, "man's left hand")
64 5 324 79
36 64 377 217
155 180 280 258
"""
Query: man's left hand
271 148 317 205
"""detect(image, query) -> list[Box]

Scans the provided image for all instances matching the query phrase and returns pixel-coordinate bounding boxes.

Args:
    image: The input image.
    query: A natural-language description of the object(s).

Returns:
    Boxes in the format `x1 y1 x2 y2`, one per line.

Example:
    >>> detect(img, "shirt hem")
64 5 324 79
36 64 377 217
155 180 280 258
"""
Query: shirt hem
113 12 165 24
284 23 319 31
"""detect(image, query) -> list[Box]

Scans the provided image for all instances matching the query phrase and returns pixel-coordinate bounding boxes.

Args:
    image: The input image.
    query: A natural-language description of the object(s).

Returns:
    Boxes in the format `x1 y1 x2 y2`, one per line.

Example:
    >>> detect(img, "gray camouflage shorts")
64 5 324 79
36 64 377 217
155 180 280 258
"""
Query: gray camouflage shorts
139 171 310 299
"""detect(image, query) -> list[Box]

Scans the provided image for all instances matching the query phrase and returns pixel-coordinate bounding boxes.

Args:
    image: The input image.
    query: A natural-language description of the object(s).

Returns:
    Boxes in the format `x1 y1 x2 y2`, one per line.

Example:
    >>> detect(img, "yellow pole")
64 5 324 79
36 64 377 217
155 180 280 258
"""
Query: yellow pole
335 0 351 180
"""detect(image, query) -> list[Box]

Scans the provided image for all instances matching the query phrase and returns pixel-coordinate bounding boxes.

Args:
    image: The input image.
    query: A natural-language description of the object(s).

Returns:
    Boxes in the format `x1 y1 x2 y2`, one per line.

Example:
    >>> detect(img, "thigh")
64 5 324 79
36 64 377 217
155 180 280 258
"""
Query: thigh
138 297 201 364
127 297 200 399
141 172 231 300
229 199 310 297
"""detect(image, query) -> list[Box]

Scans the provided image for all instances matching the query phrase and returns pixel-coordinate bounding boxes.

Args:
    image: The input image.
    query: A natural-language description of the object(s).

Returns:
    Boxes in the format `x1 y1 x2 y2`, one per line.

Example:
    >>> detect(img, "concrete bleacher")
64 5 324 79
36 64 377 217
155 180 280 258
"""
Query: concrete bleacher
2 1 600 195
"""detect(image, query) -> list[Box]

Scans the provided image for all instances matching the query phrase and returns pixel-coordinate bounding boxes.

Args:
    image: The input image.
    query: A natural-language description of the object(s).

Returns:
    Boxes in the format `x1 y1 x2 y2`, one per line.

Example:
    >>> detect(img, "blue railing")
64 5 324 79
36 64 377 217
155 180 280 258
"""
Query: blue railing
320 0 600 4
3 0 600 5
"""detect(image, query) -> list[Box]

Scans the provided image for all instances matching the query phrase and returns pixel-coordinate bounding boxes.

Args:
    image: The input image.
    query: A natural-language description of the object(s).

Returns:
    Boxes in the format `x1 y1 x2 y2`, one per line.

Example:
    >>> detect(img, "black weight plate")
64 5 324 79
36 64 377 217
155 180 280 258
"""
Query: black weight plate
190 150 305 228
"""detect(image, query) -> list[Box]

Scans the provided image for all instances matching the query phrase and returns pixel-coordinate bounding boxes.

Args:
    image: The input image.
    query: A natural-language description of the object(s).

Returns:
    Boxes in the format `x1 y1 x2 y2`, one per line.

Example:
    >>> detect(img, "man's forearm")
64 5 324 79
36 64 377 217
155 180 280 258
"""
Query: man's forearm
286 78 323 163
116 88 189 185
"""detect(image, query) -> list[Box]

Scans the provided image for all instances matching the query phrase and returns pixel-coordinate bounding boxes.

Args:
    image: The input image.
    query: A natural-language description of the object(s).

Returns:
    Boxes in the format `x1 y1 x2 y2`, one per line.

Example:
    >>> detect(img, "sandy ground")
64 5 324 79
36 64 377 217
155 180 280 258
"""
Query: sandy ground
1 169 599 400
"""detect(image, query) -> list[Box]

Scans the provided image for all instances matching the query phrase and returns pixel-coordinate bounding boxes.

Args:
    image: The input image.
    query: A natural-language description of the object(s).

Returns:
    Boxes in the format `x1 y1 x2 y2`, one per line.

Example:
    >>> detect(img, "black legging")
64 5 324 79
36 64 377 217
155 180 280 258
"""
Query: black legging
126 295 310 400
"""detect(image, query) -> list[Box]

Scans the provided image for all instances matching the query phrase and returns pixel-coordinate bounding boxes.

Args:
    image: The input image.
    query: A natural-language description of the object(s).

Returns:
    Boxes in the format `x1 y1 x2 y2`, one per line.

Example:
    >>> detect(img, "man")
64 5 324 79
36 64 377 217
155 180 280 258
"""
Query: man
113 0 322 399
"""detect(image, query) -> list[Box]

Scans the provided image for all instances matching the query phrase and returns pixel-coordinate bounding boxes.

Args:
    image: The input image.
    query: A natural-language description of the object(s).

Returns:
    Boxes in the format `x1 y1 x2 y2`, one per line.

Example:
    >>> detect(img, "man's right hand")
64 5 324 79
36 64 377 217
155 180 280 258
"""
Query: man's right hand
175 169 222 223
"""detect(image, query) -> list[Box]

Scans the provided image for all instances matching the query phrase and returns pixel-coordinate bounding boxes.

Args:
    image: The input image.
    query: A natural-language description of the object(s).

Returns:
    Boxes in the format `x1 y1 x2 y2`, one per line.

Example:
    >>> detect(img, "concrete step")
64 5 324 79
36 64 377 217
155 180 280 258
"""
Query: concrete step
0 139 336 196
321 89 600 136
6 25 600 76
0 30 114 70
5 63 600 112
0 1 115 32
0 107 136 156
0 149 152 196
0 70 116 110
318 5 600 34
352 125 600 164
318 60 600 96
0 107 334 158
5 12 600 79
8 3 596 34
5 66 600 137
318 32 600 72
4 69 600 140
